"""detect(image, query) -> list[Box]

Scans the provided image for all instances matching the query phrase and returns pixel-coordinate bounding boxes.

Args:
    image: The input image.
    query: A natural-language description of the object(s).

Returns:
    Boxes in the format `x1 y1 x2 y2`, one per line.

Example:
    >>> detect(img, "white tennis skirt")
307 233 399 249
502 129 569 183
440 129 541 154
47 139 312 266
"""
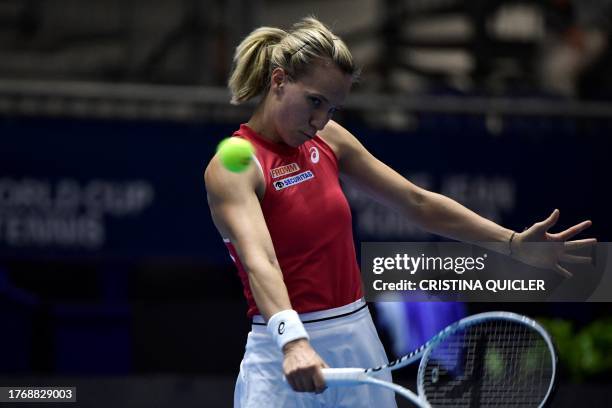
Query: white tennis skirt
234 298 398 407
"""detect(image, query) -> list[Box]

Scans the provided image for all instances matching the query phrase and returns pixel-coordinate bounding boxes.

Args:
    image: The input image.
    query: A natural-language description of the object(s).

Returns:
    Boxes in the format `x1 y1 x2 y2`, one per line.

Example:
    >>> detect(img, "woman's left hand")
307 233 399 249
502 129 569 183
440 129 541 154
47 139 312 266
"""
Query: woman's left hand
511 209 597 277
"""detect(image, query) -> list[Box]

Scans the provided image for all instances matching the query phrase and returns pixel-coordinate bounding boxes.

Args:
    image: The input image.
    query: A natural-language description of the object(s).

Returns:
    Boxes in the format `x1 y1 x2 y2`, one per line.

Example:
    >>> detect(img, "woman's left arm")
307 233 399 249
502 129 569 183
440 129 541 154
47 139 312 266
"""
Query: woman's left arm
320 120 596 276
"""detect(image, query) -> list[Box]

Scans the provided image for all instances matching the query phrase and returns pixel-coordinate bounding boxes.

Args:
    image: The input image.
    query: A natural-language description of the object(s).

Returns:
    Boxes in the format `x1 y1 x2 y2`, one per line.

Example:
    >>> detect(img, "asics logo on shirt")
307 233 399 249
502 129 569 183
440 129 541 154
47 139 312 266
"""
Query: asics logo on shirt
309 147 319 164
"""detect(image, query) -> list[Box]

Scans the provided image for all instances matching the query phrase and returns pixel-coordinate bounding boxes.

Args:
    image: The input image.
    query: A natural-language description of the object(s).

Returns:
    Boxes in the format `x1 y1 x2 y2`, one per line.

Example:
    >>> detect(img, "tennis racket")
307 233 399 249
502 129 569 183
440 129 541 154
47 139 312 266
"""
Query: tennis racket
323 311 557 407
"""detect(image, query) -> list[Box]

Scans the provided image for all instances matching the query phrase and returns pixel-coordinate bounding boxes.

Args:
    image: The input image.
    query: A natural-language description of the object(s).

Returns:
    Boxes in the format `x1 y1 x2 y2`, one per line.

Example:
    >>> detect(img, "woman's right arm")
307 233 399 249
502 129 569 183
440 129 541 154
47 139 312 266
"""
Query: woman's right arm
205 153 291 317
204 153 328 393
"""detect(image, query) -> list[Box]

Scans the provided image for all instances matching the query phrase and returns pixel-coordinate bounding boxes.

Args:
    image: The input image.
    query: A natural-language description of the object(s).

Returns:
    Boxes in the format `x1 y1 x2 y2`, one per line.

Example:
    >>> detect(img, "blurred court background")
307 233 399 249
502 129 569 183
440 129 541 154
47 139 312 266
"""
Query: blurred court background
1 0 611 406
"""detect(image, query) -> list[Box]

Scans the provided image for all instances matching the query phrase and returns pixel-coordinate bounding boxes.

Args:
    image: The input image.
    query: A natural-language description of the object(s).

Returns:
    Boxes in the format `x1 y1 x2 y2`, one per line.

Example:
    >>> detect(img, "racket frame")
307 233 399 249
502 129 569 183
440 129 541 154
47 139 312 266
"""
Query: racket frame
322 311 558 408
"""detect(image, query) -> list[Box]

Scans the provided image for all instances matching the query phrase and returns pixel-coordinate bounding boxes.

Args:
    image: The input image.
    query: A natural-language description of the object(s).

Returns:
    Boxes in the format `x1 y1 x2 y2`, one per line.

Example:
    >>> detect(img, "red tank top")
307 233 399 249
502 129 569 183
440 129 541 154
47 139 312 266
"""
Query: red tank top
224 124 363 317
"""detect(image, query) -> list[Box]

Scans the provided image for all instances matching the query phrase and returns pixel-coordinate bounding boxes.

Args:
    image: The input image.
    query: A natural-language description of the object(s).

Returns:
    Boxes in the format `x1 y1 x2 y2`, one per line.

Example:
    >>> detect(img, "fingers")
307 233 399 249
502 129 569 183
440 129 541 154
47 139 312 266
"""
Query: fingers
312 366 327 394
564 238 597 251
285 369 310 391
537 209 560 231
285 366 326 393
549 220 593 241
559 253 592 264
284 368 306 392
297 373 315 393
283 344 328 394
285 373 305 392
554 264 573 278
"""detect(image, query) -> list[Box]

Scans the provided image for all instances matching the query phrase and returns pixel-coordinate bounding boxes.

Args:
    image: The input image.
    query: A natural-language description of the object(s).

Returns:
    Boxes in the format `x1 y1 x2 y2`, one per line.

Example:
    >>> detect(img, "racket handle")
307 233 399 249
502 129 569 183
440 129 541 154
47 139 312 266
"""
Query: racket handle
322 368 368 385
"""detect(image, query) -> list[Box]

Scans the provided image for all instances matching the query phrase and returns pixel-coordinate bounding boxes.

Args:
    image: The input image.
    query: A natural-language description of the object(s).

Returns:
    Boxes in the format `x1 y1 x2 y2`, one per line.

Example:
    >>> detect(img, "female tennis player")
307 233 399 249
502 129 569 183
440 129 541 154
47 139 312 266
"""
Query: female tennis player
204 17 595 408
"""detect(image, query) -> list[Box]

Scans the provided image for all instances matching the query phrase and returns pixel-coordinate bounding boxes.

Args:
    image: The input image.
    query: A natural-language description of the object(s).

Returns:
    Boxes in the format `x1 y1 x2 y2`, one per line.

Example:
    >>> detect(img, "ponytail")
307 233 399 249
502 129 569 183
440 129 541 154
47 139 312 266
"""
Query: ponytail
228 17 358 105
228 27 286 105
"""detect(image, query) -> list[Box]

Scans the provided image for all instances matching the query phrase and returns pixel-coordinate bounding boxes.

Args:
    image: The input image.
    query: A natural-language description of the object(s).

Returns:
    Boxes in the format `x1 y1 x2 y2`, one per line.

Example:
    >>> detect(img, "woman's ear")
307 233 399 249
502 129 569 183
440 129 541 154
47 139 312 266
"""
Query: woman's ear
270 67 287 91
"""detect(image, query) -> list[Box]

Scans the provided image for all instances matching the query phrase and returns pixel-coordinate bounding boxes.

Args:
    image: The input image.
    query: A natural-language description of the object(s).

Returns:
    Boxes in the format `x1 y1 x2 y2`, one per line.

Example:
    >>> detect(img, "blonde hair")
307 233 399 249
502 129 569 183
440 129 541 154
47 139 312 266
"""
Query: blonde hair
228 17 359 105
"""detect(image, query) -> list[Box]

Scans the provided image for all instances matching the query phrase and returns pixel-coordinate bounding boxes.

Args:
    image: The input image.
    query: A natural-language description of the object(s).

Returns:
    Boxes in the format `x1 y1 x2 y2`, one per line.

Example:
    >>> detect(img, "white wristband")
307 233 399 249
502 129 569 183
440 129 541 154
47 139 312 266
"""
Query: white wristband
266 309 309 351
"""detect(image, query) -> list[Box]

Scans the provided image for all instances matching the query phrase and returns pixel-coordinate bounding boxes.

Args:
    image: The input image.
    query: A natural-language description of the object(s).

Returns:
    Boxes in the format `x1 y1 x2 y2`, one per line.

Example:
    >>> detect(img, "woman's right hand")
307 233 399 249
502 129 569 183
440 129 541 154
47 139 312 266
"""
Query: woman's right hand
282 338 328 393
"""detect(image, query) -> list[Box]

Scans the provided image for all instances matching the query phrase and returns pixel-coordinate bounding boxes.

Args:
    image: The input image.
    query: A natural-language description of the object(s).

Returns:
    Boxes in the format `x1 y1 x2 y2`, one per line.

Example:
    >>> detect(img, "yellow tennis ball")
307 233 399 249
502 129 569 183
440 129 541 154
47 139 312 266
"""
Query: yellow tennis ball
216 137 254 172
485 348 505 378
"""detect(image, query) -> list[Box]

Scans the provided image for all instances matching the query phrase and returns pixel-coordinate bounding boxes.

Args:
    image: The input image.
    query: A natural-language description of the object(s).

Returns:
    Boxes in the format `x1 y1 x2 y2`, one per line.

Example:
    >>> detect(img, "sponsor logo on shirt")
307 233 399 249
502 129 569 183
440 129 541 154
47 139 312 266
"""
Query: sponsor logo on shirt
270 163 300 179
273 170 315 191
309 147 319 164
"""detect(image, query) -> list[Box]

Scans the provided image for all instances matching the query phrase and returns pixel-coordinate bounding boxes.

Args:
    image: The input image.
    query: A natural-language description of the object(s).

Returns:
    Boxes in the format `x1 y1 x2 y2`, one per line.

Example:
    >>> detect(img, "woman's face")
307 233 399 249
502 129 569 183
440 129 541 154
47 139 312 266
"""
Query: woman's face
268 62 352 147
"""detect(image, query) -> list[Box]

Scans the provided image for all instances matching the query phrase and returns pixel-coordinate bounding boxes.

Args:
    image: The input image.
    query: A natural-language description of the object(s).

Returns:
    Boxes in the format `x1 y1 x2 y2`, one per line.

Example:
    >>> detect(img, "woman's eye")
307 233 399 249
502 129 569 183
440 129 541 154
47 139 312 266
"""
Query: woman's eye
309 97 322 107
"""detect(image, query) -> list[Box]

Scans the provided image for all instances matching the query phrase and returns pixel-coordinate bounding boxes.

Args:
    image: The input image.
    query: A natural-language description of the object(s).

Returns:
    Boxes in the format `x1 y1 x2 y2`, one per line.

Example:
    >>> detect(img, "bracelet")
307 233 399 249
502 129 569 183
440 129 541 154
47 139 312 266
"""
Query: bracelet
508 231 516 256
267 309 309 351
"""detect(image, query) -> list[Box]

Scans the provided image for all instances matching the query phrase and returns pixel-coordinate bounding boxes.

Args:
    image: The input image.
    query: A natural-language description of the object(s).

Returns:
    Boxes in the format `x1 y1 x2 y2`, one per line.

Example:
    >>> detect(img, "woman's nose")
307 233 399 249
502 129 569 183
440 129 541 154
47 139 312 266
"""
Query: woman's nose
310 112 330 131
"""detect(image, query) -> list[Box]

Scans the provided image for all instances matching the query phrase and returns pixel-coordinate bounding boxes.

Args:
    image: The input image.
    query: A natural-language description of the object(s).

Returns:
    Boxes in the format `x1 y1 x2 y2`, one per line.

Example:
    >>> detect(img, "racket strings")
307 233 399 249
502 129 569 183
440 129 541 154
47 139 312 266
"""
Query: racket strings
421 320 554 407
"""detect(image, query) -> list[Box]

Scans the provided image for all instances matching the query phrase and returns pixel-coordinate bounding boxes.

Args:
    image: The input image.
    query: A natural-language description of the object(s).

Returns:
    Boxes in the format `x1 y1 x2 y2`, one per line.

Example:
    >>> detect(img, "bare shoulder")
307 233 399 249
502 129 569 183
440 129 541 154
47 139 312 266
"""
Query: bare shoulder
204 153 261 201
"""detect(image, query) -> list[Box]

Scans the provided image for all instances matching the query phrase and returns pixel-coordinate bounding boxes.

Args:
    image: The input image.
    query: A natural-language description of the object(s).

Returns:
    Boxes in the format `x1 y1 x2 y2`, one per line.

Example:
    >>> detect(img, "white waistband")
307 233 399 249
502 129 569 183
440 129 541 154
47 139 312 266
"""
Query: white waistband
252 298 367 325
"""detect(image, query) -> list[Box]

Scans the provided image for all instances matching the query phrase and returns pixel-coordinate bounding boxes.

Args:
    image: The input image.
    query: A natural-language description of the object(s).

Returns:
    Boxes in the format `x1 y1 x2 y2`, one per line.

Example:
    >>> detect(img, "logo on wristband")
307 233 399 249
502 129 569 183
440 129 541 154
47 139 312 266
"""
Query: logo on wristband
278 322 285 335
